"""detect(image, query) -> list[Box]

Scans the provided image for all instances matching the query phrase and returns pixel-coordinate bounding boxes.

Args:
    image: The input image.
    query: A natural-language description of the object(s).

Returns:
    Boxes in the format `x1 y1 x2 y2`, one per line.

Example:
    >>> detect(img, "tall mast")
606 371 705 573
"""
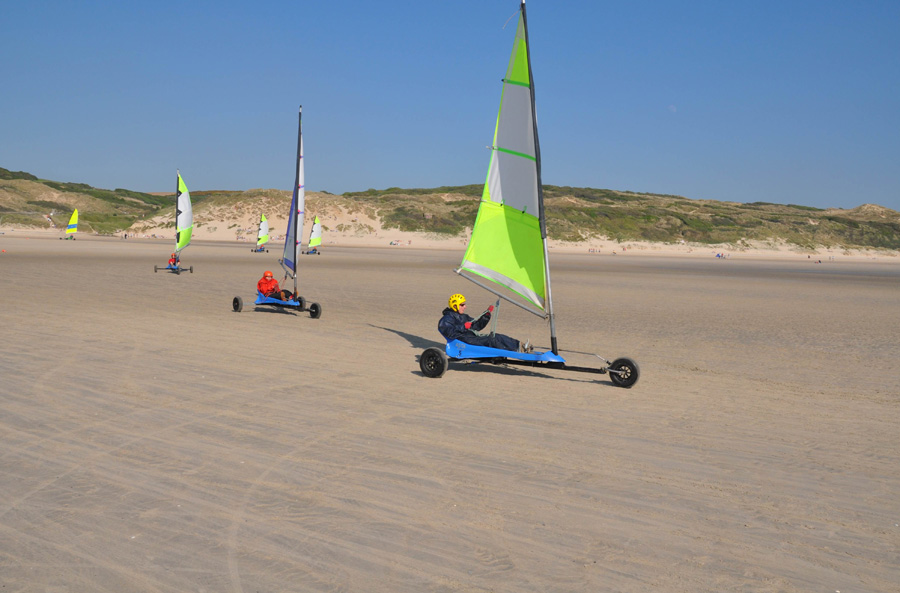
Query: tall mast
175 168 180 261
520 0 558 354
292 106 303 297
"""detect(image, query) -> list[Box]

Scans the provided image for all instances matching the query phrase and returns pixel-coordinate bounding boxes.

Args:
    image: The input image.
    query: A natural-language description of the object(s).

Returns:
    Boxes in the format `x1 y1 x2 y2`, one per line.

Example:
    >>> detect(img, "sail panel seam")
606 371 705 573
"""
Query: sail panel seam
495 146 536 161
502 78 530 88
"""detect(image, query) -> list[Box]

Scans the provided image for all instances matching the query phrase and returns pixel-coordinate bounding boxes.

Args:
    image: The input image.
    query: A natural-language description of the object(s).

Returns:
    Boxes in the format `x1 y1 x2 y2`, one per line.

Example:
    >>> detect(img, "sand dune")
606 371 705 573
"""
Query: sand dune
1 234 898 592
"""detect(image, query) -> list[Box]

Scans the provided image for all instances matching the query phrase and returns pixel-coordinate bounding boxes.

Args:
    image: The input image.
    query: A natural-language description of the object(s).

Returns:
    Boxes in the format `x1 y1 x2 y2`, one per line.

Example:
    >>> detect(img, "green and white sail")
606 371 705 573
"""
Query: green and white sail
66 209 78 235
308 215 322 249
257 214 269 247
175 171 193 253
458 0 552 327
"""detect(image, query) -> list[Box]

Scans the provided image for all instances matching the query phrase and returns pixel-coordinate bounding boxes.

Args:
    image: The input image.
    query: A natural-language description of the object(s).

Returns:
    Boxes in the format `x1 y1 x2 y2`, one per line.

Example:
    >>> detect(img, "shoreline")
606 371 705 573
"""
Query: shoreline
3 226 897 263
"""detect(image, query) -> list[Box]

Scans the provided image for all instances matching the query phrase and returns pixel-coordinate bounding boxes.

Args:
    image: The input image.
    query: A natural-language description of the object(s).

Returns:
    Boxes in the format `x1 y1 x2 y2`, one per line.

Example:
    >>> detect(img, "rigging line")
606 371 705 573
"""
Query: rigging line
488 299 500 337
502 8 518 30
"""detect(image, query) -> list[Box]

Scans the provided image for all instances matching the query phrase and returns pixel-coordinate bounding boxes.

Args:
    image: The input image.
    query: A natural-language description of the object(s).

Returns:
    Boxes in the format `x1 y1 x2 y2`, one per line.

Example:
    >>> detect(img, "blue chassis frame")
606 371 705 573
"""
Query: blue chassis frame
441 339 622 380
253 290 302 308
445 339 566 364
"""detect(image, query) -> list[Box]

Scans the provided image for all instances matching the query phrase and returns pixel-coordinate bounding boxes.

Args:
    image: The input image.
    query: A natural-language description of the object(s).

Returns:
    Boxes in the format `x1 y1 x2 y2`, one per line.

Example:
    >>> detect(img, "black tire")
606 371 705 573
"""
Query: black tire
175 268 180 275
189 266 193 274
154 266 158 273
609 357 639 388
296 296 306 310
420 347 448 378
232 296 243 312
308 302 322 319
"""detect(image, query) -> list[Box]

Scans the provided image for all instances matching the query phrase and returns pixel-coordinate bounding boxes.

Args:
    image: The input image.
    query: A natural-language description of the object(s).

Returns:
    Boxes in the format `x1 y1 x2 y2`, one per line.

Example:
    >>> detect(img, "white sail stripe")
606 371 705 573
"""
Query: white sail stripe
460 260 544 310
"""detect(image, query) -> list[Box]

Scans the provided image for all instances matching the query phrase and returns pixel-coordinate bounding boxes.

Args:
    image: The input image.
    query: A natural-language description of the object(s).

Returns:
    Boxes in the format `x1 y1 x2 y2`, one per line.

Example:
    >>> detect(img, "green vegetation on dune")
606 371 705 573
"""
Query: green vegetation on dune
39 180 171 209
2 167 898 249
340 187 480 235
339 183 900 249
0 168 38 181
1 167 173 233
344 185 483 199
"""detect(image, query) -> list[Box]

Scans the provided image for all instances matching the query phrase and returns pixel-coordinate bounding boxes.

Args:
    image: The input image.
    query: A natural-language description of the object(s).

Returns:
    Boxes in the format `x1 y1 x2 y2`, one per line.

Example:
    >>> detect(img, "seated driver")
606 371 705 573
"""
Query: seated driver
257 270 295 301
438 293 530 352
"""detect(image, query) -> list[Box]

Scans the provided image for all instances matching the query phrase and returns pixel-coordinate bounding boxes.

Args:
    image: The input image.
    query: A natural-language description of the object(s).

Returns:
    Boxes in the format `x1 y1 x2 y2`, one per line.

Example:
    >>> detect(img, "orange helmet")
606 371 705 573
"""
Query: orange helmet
263 270 274 279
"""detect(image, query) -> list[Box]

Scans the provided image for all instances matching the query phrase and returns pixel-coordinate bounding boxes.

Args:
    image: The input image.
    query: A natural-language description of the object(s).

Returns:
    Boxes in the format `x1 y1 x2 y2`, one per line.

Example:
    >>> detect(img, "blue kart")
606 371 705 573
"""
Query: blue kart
419 339 639 388
232 291 322 319
154 262 193 274
250 246 269 253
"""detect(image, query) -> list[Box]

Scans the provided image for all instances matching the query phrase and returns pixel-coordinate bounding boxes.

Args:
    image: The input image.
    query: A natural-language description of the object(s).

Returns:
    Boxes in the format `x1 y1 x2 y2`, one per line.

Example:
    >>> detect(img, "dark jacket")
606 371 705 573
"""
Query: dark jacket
438 307 490 342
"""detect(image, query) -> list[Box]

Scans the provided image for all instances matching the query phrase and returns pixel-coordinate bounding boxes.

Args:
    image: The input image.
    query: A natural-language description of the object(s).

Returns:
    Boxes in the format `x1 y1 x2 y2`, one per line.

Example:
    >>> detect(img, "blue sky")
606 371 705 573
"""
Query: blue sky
2 0 898 211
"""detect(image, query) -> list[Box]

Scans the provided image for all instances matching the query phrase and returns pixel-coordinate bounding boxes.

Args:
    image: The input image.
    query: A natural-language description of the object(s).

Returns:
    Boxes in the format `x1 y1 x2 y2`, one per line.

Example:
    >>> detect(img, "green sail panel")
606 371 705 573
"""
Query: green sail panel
175 173 193 252
461 201 544 307
459 10 545 311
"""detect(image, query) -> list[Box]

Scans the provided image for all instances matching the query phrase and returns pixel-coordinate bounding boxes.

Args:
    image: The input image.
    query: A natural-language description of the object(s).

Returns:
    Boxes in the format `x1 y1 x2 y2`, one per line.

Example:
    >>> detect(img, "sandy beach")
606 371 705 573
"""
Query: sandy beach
1 233 898 592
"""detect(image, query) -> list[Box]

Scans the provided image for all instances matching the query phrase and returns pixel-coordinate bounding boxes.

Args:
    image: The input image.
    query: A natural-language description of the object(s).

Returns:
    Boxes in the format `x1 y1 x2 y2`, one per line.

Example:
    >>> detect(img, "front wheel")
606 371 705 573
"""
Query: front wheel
609 357 639 388
232 296 243 312
296 296 306 310
420 347 448 378
308 302 322 319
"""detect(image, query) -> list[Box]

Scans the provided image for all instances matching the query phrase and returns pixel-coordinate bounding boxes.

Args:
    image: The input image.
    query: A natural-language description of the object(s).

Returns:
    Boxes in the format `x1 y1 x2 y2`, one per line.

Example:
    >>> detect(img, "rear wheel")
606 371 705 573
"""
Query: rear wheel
609 358 639 388
420 347 448 378
189 266 193 273
154 266 158 273
308 302 322 319
232 296 243 312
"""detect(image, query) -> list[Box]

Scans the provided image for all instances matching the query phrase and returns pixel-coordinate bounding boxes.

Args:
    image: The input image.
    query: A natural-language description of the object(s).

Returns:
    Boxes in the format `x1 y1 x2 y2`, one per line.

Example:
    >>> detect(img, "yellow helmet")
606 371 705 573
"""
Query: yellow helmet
448 293 466 312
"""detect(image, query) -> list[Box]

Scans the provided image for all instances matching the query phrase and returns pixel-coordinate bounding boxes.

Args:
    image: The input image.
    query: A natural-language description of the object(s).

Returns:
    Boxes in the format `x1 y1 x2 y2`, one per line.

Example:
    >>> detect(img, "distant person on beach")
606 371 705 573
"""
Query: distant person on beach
438 293 530 353
257 270 295 301
168 253 177 266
